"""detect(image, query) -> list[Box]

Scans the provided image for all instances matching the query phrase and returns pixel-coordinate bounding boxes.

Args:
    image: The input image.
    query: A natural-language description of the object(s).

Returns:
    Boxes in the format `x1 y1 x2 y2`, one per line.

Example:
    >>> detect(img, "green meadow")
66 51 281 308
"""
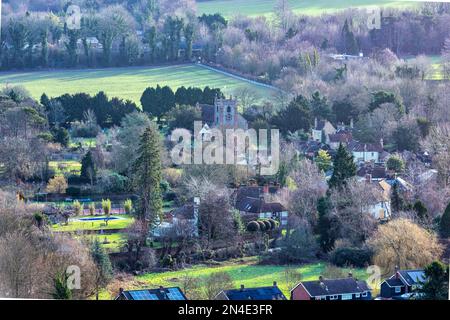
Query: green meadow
99 257 372 299
51 215 134 232
0 64 276 106
196 0 420 18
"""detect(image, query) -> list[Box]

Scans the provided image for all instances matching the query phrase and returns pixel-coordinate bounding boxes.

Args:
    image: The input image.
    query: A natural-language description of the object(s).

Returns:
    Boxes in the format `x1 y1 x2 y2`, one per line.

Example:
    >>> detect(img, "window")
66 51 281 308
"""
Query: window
330 295 338 300
342 294 352 300
362 292 368 297
227 106 231 113
395 287 401 293
355 293 360 298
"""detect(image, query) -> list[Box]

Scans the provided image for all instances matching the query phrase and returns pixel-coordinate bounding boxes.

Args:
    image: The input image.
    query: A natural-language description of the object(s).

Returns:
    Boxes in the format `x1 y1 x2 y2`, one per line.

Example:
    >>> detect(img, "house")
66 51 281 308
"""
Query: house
328 130 353 150
295 140 332 159
311 118 336 144
380 269 425 299
328 122 353 150
365 179 392 220
328 53 364 61
291 275 372 300
197 96 248 131
152 198 200 238
357 164 388 182
115 287 187 300
233 185 289 227
215 282 287 300
347 140 384 164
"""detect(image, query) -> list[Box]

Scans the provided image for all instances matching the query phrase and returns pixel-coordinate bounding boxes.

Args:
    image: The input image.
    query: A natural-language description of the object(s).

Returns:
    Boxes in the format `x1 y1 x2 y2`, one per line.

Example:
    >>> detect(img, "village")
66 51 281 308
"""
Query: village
0 0 449 303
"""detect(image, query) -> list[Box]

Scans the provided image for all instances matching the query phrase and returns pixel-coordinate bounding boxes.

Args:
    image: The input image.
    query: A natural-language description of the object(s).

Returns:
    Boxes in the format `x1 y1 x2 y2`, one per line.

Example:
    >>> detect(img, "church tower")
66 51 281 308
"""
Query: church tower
214 95 238 130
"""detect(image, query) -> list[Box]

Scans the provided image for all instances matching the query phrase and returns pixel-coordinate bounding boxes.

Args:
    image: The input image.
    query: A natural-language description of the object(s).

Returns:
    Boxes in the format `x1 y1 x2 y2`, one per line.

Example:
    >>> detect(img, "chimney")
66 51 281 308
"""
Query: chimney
395 266 400 279
319 275 324 282
350 118 354 129
263 184 269 194
348 272 353 278
273 281 277 287
365 174 372 184
119 288 124 294
380 138 384 149
314 117 318 129
240 284 245 291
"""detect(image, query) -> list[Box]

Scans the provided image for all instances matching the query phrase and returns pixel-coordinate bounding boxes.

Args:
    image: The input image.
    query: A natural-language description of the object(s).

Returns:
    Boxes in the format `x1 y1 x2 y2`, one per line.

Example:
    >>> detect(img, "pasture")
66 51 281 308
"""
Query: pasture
196 0 419 18
0 64 277 106
99 257 371 299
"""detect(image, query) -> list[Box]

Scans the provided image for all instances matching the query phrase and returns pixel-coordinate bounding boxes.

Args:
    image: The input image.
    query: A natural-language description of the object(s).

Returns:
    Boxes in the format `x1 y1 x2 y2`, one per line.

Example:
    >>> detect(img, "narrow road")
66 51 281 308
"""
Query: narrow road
197 63 284 93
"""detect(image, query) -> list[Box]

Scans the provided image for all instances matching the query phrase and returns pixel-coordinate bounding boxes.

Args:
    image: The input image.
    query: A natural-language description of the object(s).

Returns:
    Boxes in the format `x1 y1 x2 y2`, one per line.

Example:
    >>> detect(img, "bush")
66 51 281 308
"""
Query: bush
246 221 260 232
440 202 450 238
262 219 272 231
46 176 68 194
67 175 87 184
124 199 133 215
72 200 83 215
330 247 373 268
257 220 266 231
97 170 129 193
66 186 81 197
267 219 277 230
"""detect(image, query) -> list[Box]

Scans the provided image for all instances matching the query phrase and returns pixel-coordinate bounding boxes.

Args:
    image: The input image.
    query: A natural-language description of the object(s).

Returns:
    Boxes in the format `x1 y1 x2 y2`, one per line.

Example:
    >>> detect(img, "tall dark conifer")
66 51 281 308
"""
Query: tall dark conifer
328 143 356 189
132 125 163 225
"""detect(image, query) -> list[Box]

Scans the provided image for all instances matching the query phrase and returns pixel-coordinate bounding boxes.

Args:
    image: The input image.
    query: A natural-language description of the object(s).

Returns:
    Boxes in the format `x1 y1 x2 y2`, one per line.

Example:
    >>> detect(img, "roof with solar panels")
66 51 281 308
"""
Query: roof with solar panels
115 287 187 300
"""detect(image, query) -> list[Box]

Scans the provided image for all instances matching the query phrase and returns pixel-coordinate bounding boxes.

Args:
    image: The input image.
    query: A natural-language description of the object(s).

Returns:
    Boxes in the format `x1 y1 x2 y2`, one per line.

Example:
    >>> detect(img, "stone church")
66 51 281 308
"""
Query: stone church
197 96 248 130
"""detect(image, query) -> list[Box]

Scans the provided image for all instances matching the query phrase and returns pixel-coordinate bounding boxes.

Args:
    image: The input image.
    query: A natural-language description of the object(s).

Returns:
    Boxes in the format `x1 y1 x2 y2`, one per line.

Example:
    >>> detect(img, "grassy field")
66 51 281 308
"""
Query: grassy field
79 233 126 253
196 0 420 18
48 160 82 176
69 137 97 149
428 56 445 80
0 64 276 106
51 215 134 232
99 257 372 299
405 55 445 80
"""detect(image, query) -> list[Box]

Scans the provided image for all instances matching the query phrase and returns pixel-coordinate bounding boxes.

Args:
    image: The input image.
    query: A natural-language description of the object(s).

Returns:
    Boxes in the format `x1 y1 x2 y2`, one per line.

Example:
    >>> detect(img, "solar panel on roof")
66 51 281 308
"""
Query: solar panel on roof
407 271 425 283
167 288 185 300
129 290 159 300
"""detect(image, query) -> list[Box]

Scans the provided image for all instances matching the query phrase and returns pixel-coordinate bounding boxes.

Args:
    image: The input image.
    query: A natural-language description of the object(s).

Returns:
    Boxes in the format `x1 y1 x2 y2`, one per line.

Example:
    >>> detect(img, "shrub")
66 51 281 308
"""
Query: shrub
262 219 272 231
124 199 132 214
330 247 373 268
246 221 260 232
102 199 111 216
33 212 47 228
97 170 129 193
46 176 68 194
88 203 96 215
72 200 83 216
267 219 277 230
66 186 81 196
257 220 266 231
440 202 450 237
